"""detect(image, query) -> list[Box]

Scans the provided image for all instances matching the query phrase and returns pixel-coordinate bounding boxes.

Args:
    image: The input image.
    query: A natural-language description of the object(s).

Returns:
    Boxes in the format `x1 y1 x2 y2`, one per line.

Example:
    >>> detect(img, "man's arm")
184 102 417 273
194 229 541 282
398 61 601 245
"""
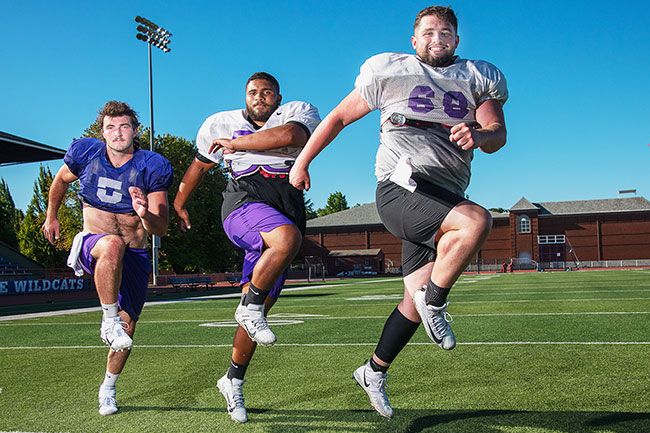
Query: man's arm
290 90 371 191
129 188 169 236
173 158 216 231
449 99 506 154
42 164 78 244
209 123 308 154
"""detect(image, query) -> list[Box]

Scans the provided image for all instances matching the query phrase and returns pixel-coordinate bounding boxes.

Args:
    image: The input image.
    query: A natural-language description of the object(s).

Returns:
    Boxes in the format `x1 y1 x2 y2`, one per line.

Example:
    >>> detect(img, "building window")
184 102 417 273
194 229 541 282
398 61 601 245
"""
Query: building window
518 215 531 234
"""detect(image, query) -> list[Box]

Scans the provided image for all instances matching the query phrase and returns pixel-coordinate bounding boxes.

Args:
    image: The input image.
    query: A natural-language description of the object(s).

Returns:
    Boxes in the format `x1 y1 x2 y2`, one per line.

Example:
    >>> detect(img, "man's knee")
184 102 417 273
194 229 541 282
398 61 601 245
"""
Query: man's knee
93 235 127 264
264 224 302 255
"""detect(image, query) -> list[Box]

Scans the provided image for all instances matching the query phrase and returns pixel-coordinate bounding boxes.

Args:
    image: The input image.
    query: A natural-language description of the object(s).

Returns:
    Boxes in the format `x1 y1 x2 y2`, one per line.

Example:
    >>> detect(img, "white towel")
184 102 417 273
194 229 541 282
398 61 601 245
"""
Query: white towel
67 231 89 277
388 155 418 192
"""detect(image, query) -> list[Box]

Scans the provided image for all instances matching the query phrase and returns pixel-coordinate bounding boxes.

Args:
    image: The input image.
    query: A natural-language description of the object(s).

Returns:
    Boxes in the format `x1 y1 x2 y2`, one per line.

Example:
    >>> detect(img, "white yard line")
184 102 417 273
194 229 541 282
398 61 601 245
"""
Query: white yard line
1 341 649 350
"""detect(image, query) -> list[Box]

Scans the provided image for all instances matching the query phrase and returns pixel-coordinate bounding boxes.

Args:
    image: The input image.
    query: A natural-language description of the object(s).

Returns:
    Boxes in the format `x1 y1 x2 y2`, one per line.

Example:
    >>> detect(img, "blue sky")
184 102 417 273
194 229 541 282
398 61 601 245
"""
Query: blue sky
1 0 649 212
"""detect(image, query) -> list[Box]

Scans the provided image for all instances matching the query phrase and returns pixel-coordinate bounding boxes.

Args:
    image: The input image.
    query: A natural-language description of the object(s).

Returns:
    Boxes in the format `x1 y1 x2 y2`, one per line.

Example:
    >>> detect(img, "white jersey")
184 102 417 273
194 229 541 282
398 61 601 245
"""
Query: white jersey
355 52 508 196
196 101 320 178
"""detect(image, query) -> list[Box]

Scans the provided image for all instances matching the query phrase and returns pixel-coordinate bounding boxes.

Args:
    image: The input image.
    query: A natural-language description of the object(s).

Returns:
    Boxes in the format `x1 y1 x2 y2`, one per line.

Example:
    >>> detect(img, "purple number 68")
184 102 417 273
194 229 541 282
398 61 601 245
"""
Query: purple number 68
407 86 469 119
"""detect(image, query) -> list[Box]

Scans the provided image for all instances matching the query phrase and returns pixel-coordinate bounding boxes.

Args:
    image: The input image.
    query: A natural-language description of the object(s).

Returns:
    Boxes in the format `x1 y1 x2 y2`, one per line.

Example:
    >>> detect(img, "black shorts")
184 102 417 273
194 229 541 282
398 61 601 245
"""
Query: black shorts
375 177 466 277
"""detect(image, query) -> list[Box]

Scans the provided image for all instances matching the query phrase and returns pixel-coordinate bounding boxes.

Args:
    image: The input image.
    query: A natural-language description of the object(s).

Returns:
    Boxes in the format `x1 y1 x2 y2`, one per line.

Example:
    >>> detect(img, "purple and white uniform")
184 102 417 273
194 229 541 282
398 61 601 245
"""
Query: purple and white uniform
65 138 173 321
195 101 320 296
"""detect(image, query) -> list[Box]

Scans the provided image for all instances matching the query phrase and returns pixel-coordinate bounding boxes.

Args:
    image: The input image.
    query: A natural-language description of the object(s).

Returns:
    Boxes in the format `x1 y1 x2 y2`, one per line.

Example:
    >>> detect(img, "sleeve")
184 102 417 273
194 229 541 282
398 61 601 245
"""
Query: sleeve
145 154 174 193
354 56 382 111
195 115 224 164
282 101 321 136
474 61 508 106
63 138 102 176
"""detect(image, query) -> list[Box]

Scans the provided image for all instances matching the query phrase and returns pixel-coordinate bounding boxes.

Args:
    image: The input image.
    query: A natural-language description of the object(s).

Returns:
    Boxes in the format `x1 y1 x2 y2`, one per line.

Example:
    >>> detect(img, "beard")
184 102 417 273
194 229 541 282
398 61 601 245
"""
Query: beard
417 49 457 68
246 101 279 122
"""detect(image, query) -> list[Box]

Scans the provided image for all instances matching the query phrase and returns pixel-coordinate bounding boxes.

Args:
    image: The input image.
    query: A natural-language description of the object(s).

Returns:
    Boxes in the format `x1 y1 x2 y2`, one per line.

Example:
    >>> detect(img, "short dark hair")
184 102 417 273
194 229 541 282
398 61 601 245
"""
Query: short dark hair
96 100 140 129
96 100 141 149
414 6 458 32
245 72 280 94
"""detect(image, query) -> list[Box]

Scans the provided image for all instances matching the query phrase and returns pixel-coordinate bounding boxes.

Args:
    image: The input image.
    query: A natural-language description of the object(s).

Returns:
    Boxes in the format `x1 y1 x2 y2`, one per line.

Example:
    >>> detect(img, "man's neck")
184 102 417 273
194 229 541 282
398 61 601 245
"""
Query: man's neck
106 146 135 168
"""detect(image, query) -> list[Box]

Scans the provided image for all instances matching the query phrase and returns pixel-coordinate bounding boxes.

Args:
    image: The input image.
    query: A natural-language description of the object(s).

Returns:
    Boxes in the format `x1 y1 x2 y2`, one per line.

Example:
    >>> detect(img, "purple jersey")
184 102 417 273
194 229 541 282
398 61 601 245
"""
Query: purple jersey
64 138 173 213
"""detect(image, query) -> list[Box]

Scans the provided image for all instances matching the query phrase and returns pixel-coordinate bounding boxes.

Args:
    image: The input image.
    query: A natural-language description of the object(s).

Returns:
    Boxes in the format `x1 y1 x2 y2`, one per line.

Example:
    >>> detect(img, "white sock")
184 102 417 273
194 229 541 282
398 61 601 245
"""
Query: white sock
101 371 120 389
101 303 119 320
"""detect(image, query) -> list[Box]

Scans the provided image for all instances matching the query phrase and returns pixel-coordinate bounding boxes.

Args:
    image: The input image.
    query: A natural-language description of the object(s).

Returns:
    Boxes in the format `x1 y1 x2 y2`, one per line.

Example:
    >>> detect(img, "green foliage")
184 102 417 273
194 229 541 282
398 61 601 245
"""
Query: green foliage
16 166 82 268
304 195 318 220
0 178 20 248
317 191 349 216
153 133 239 273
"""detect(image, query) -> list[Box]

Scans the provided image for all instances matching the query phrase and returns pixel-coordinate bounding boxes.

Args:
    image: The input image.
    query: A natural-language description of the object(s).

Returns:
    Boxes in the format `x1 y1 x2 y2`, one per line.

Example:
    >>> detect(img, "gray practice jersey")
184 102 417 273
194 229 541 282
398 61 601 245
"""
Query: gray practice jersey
196 101 320 178
355 52 508 196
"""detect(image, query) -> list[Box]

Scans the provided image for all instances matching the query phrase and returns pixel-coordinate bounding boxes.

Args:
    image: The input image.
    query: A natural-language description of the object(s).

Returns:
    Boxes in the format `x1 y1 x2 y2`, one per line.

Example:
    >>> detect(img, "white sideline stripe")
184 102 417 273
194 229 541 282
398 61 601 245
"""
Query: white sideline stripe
0 278 402 322
2 311 650 326
1 341 649 350
455 288 650 296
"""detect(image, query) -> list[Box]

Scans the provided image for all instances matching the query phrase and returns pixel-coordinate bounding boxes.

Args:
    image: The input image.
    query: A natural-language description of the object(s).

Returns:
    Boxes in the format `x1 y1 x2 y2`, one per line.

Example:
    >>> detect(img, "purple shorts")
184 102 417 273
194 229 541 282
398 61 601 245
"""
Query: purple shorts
223 202 294 299
80 233 150 322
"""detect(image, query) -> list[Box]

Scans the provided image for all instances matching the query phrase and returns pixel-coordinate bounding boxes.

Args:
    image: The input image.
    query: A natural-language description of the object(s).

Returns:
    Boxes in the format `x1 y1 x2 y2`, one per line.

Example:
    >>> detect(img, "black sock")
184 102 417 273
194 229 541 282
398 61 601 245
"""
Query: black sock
242 282 268 306
373 307 420 366
424 280 450 307
369 357 388 374
227 359 248 380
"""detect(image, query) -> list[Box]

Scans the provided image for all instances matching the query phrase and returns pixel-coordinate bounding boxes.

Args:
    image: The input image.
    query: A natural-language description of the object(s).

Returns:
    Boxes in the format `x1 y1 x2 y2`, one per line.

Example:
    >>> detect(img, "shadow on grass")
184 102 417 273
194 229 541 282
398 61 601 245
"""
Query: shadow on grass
115 406 650 432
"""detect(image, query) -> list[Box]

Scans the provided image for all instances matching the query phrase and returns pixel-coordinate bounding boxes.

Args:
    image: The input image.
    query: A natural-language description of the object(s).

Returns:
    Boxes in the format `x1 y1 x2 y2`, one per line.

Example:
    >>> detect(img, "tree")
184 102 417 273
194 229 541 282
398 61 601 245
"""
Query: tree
489 207 507 213
304 195 318 220
0 178 20 248
153 133 239 273
318 191 349 216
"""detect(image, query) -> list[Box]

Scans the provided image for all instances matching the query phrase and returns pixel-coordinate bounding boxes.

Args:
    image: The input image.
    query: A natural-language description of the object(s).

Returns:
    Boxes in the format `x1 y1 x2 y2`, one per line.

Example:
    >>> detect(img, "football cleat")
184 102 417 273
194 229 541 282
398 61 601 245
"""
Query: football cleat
235 303 276 346
100 317 132 352
217 375 248 423
353 361 393 419
98 386 118 416
413 288 456 350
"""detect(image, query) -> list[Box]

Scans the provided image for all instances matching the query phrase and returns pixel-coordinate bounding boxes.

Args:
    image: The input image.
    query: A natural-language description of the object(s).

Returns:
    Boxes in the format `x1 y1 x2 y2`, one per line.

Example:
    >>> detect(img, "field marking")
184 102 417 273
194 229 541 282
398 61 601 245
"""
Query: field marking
1 341 649 350
199 319 304 327
2 310 650 326
0 278 402 323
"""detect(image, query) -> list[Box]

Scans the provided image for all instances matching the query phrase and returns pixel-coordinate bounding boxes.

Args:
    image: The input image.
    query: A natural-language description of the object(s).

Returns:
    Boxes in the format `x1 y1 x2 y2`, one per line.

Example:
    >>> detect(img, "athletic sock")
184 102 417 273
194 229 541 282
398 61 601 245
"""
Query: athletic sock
101 371 120 388
227 359 249 381
424 280 451 307
101 303 119 320
369 357 388 374
373 306 420 366
242 282 269 306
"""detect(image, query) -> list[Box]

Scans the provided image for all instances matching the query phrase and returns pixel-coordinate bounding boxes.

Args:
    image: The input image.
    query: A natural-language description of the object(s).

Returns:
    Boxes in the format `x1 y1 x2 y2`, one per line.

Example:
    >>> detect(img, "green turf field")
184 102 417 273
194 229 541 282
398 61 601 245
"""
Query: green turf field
1 270 649 432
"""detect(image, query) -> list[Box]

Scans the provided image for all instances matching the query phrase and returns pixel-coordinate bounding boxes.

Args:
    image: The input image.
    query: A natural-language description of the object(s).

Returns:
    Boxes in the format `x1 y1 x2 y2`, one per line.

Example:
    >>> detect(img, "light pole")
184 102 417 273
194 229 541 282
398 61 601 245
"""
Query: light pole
135 16 172 286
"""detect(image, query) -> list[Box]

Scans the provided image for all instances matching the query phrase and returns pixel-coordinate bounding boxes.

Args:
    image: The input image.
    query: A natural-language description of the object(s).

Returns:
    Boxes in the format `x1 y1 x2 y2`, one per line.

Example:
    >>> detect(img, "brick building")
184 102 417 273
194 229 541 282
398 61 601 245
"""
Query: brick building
301 196 650 274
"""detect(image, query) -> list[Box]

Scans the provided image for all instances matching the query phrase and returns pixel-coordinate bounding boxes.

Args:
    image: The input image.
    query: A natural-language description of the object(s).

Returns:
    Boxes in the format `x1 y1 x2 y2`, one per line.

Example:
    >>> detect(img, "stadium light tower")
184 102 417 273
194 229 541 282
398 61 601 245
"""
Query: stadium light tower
135 16 172 286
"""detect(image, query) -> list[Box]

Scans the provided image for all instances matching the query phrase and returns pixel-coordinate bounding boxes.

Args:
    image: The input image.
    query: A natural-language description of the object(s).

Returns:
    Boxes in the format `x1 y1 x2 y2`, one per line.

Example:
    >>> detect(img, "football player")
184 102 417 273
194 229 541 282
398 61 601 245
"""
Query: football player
290 6 508 418
42 101 173 416
174 72 320 423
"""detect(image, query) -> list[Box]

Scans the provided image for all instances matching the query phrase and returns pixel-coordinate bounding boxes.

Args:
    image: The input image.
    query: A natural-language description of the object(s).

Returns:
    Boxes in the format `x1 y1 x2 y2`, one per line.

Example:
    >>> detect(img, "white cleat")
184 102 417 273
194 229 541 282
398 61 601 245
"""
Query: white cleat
98 386 118 416
100 317 132 352
217 375 248 423
235 303 276 346
353 362 393 419
413 288 456 350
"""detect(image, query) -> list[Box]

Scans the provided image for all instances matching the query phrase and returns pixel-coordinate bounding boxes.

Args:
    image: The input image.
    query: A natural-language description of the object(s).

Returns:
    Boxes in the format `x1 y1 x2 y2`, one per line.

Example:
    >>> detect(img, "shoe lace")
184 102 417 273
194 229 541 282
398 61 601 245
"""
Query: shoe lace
251 316 270 331
376 373 389 404
231 385 245 408
430 306 453 336
100 395 117 407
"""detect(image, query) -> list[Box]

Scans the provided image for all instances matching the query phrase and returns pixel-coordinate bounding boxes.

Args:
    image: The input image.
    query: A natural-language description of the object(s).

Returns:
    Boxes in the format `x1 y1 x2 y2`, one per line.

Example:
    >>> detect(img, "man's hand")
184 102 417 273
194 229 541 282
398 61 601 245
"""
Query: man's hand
208 138 237 155
129 187 148 218
449 123 479 150
289 163 311 191
41 218 60 244
175 207 192 232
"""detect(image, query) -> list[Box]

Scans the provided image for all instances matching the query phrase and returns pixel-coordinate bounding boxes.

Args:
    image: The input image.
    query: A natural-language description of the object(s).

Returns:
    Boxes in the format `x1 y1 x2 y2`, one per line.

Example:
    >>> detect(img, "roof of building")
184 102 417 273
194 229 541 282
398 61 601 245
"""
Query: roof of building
307 202 508 229
510 197 538 211
0 131 66 166
328 249 382 257
534 197 650 215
